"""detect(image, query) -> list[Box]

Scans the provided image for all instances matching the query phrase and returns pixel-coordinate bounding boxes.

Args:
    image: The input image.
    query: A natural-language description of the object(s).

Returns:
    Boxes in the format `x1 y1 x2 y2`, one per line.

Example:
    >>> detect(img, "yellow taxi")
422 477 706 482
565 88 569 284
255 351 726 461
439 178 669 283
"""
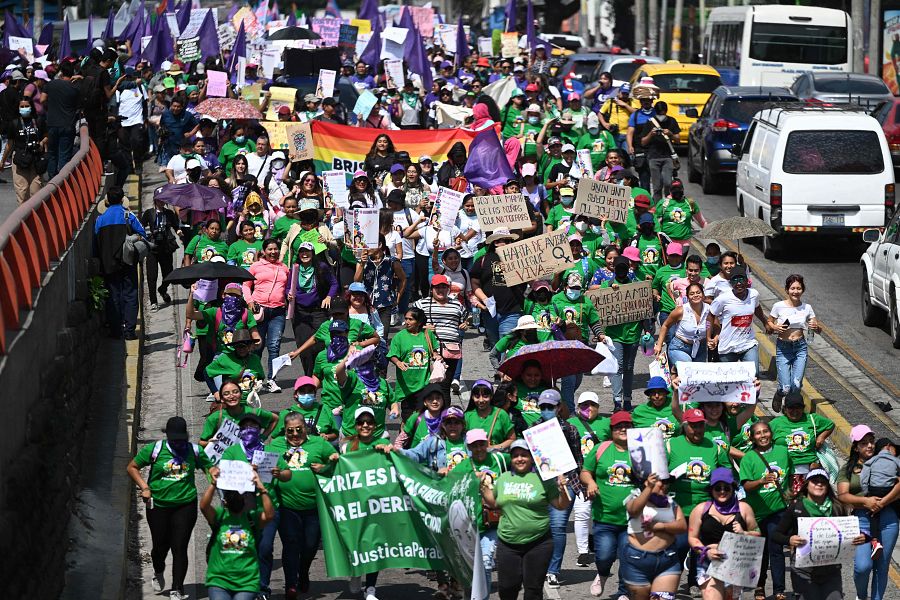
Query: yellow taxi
629 61 722 146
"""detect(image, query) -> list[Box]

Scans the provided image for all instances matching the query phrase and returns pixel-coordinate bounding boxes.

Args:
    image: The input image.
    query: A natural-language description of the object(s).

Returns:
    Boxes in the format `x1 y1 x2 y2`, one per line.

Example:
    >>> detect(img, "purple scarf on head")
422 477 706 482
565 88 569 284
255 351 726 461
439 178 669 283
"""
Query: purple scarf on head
221 295 244 329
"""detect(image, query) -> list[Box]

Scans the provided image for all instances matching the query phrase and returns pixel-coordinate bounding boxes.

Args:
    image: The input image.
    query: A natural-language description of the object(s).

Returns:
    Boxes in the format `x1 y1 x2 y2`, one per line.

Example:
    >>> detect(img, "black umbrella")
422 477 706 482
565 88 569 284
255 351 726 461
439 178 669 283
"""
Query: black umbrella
154 183 229 212
268 26 321 41
163 262 256 285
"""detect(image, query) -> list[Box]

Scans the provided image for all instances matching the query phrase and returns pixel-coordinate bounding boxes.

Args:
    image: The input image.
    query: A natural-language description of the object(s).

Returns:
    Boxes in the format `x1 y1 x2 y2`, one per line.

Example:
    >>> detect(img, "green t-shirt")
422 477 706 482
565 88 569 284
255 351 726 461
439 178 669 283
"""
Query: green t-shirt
550 291 599 341
703 422 732 453
445 438 470 472
515 382 547 427
185 234 229 262
730 414 759 454
652 263 687 314
836 461 863 495
199 305 258 350
338 372 394 438
205 506 262 593
205 351 265 400
495 470 558 544
465 407 514 446
770 413 834 467
635 234 664 281
666 436 731 513
577 129 617 170
600 279 643 343
522 299 558 341
133 441 213 507
312 349 343 410
582 442 634 525
501 106 523 139
272 404 337 439
387 329 438 398
402 412 437 449
547 203 575 232
567 416 607 457
739 444 791 520
268 435 335 510
562 255 602 289
631 401 680 439
314 318 376 346
245 213 270 241
655 196 696 241
218 139 257 176
227 239 263 268
271 215 300 244
340 437 385 453
200 406 276 442
494 334 531 357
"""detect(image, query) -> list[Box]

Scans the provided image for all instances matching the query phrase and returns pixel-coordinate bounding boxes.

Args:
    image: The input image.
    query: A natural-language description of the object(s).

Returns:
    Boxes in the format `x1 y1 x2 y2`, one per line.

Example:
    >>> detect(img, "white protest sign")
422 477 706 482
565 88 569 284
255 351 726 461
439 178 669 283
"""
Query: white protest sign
203 418 242 462
522 419 578 481
676 361 756 405
626 427 669 480
217 459 256 492
477 37 493 56
260 48 281 80
496 229 575 286
348 208 380 249
795 516 860 568
500 32 518 58
252 450 280 484
167 7 217 39
585 280 654 327
434 23 457 49
316 69 337 98
384 59 405 89
473 193 532 232
575 149 594 179
574 180 631 223
323 170 350 209
8 36 34 60
707 532 766 588
271 354 292 378
432 187 465 230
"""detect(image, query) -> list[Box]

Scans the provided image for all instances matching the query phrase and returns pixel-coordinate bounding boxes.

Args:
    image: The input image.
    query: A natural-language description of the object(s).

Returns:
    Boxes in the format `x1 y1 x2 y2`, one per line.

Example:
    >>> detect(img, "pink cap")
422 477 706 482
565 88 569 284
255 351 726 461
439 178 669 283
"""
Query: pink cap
294 376 317 390
666 242 684 255
621 246 640 262
531 280 552 292
465 429 489 445
568 92 581 101
850 424 874 443
521 163 537 177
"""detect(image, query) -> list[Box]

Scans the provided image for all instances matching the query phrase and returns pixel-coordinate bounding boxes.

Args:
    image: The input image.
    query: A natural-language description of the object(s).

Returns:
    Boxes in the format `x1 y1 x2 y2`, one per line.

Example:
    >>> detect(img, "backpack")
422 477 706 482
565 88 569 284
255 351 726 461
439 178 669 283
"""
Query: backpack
149 440 202 469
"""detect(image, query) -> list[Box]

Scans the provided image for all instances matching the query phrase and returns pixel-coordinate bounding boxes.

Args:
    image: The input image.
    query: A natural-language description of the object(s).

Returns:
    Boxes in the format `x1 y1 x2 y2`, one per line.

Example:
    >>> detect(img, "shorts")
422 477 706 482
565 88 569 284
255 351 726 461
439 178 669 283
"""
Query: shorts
618 541 682 586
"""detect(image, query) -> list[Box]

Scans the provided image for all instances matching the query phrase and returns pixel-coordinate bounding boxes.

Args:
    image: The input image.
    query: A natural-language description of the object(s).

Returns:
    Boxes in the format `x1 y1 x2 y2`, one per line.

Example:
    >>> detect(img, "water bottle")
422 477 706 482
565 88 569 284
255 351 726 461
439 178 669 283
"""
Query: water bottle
806 315 815 343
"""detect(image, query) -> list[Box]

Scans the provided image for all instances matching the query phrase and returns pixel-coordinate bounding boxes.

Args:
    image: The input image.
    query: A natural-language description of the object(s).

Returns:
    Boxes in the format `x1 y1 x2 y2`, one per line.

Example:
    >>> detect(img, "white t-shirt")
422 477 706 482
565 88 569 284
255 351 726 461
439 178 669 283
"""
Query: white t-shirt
624 488 677 535
116 87 145 127
245 152 273 181
703 274 731 300
415 225 460 257
455 211 482 259
770 301 816 332
385 229 402 259
392 208 424 259
709 288 760 354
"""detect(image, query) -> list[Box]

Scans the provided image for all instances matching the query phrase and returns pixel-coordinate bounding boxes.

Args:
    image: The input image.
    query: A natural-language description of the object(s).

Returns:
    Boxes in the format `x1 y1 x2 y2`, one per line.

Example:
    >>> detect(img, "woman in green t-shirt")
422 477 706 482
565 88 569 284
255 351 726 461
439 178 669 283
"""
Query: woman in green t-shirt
127 416 217 599
464 379 515 451
515 360 549 426
482 439 570 600
388 307 438 410
489 315 540 371
227 221 263 268
199 380 276 449
200 468 274 599
631 376 679 440
768 392 834 493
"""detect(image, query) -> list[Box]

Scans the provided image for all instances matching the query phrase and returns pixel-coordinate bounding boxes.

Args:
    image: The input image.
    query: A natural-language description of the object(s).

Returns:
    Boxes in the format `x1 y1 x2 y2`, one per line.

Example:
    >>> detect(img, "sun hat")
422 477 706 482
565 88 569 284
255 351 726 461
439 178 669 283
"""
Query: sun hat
512 315 540 331
485 229 519 245
644 376 669 395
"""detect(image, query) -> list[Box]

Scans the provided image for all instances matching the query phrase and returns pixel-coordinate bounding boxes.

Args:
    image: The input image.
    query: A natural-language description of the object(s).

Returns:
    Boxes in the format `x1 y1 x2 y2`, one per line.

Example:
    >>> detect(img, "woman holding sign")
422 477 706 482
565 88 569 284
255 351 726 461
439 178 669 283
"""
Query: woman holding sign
199 380 277 449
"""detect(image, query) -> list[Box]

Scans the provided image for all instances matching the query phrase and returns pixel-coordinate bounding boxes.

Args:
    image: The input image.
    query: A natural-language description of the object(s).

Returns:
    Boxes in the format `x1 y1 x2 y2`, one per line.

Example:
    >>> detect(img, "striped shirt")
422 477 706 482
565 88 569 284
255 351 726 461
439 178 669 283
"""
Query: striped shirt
414 297 466 344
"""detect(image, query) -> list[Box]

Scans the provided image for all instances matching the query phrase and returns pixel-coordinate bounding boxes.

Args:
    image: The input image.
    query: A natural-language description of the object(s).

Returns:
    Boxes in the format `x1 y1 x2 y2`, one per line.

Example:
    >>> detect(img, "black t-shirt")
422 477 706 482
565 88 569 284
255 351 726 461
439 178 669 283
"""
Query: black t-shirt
79 63 112 115
44 79 82 128
638 115 681 160
470 251 526 315
547 160 573 185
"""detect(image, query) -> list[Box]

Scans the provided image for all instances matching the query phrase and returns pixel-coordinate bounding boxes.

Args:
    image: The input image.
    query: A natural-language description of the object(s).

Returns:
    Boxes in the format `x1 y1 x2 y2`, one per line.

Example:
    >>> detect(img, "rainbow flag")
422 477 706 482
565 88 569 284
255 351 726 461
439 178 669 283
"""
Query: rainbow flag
310 121 480 175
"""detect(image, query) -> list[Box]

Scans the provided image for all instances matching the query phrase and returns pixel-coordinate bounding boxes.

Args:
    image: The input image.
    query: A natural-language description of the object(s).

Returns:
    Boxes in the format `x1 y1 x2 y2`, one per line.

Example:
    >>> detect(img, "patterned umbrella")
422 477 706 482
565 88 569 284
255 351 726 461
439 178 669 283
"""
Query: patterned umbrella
193 98 263 120
498 340 605 380
700 216 776 240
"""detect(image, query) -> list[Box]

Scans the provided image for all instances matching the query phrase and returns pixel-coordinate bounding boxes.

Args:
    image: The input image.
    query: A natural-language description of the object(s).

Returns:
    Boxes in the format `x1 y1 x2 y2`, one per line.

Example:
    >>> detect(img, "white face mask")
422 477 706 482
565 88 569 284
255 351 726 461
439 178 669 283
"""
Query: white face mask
574 221 588 233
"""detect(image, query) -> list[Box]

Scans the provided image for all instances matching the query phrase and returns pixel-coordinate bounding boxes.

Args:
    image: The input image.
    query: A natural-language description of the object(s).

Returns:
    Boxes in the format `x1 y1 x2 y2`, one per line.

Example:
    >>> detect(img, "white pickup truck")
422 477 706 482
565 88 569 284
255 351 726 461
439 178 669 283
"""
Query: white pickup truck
861 211 900 347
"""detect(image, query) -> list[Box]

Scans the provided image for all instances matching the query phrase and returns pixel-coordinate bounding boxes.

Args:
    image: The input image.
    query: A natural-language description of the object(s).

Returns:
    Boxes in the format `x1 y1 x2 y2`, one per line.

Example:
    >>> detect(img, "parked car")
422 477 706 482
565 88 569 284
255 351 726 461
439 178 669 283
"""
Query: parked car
861 213 900 347
789 72 893 111
734 105 893 258
628 61 722 146
685 86 799 193
540 33 588 52
873 98 900 181
557 52 608 86
589 54 664 87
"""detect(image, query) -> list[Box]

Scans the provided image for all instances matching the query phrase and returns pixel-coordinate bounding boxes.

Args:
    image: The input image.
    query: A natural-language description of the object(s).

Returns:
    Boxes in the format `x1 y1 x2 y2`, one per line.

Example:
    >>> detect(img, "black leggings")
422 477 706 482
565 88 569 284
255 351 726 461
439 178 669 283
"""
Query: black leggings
145 251 174 304
146 500 198 593
496 533 553 600
292 307 328 377
414 253 431 302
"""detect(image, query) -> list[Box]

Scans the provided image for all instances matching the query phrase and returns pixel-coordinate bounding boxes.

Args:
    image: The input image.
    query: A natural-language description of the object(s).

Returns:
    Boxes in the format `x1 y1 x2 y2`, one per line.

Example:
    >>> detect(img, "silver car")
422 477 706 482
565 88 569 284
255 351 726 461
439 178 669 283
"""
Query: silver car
789 72 893 111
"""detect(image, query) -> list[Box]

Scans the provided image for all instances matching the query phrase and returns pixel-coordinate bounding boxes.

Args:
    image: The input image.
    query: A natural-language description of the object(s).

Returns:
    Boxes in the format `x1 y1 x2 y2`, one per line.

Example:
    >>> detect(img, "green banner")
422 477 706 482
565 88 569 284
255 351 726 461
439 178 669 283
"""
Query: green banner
316 450 487 598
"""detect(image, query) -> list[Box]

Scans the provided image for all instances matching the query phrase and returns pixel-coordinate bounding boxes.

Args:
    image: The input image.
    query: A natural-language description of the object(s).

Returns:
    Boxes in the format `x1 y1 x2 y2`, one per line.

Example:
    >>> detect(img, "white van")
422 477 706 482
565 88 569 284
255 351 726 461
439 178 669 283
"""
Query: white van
734 106 894 258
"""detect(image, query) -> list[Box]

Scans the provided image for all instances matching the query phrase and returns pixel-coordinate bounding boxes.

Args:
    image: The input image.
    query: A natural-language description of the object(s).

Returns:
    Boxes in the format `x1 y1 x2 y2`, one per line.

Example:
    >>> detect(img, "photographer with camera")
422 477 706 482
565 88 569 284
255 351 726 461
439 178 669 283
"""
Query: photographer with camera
1 95 47 204
637 100 680 201
141 191 182 310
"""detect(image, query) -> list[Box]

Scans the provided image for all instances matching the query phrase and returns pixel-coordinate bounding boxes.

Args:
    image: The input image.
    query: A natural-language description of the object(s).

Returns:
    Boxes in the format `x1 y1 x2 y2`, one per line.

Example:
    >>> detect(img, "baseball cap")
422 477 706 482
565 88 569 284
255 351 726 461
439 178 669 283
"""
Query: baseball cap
442 406 465 421
477 57 491 67
390 163 405 174
419 155 433 163
644 376 669 394
293 376 316 390
530 279 552 293
784 390 804 409
34 70 49 81
223 282 243 295
352 169 368 180
566 272 583 289
682 408 706 424
526 103 542 113
511 88 525 98
709 467 735 487
537 389 561 407
440 60 453 69
466 429 489 445
729 265 748 281
577 391 600 406
160 60 173 72
329 297 349 314
850 424 874 443
620 82 631 94
521 163 537 177
671 179 684 189
297 242 315 254
561 143 576 153
431 274 450 286
805 468 830 481
568 92 581 101
304 93 320 103
621 246 640 262
510 439 530 452
355 406 375 420
638 212 655 225
666 242 684 256
153 84 165 93
185 158 201 170
348 282 367 294
277 105 291 115
9 69 24 81
610 410 633 427
162 76 176 89
634 194 652 209
525 83 540 92
548 136 562 146
329 319 350 335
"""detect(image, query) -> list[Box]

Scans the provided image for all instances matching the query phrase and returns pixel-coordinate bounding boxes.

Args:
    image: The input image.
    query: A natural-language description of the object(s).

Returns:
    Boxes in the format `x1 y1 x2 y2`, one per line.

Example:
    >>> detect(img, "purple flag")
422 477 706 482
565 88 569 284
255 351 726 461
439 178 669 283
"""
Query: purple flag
454 14 469 68
118 0 143 42
197 10 219 61
505 0 517 32
325 0 341 19
226 21 246 74
3 9 29 47
86 15 94 48
526 0 549 55
103 8 117 40
227 1 240 23
397 6 414 30
145 15 174 70
464 129 514 190
407 25 432 91
126 9 145 66
176 0 192 36
286 11 296 26
359 14 381 66
58 17 71 60
38 22 54 46
358 0 378 24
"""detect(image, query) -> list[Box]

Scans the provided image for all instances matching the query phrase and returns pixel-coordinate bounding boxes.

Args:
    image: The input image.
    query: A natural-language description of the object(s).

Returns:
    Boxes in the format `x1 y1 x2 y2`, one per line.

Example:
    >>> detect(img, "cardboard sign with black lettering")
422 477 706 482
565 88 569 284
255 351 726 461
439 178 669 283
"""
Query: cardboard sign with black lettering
286 123 314 162
574 180 631 223
474 194 532 232
585 280 654 327
496 230 574 286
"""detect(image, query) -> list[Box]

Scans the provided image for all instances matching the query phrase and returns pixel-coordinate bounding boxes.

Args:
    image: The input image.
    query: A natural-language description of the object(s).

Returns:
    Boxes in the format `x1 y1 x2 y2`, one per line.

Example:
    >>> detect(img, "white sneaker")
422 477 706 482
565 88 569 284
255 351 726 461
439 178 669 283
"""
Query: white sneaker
365 586 379 600
169 591 188 600
266 379 282 393
205 393 217 403
603 376 611 387
151 572 165 592
545 573 559 588
349 576 362 594
150 303 158 312
451 379 460 394
589 574 606 596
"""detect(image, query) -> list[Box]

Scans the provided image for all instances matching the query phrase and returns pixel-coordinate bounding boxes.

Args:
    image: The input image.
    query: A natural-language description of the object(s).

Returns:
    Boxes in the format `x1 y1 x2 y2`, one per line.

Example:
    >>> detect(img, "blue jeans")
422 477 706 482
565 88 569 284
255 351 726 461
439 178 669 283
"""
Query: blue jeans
399 257 415 313
560 374 583 414
758 511 786 594
720 344 759 375
255 306 286 379
658 312 675 342
278 507 321 589
479 528 498 599
611 341 639 408
668 336 707 367
207 589 256 600
258 508 280 592
483 311 522 348
47 124 75 179
775 338 808 394
593 521 628 596
104 268 139 335
618 541 681 587
854 506 899 600
547 499 573 575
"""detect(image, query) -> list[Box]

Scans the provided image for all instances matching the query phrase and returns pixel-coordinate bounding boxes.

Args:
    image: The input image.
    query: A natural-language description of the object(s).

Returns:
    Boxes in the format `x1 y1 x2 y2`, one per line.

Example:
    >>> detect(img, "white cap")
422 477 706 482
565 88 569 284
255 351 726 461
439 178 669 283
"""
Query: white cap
577 391 600 406
185 158 201 170
526 103 541 113
561 143 576 153
355 406 375 420
92 39 106 50
160 60 173 72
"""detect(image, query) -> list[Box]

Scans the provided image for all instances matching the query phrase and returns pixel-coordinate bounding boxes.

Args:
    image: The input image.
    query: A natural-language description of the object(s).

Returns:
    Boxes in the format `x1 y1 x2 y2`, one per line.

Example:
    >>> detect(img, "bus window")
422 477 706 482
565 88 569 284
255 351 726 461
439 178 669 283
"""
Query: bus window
749 23 848 65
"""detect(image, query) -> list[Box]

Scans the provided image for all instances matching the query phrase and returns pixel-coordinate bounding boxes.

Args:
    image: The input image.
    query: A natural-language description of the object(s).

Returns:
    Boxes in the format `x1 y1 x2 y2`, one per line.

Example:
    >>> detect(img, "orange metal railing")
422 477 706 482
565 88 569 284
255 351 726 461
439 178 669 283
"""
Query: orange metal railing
0 125 102 353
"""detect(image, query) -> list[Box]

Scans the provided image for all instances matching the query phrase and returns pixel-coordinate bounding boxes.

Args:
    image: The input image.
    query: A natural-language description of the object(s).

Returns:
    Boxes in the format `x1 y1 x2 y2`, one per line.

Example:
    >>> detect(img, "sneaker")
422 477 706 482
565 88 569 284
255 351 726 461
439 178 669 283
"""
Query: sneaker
257 593 270 600
613 401 622 412
104 161 115 175
872 538 884 559
602 376 611 387
205 393 217 403
169 591 188 600
773 389 785 413
151 572 165 592
616 596 629 600
576 552 593 567
159 289 172 304
150 303 159 312
365 585 379 600
266 379 282 393
285 588 298 600
477 325 485 334
451 379 460 394
349 576 362 594
545 573 559 588
124 331 138 340
623 400 633 411
589 574 606 596
482 339 492 351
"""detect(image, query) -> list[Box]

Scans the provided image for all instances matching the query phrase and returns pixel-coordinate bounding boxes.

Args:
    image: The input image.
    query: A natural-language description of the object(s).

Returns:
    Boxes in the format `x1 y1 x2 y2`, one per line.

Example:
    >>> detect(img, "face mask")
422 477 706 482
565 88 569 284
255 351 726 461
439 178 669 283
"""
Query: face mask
578 406 593 419
707 256 720 265
168 439 189 456
239 427 261 447
235 136 246 144
591 225 603 235
296 393 316 408
640 223 654 234
19 107 31 117
528 116 540 125
641 107 654 115
566 289 582 301
560 195 574 207
574 221 588 233
671 190 684 199
588 127 600 136
540 409 557 422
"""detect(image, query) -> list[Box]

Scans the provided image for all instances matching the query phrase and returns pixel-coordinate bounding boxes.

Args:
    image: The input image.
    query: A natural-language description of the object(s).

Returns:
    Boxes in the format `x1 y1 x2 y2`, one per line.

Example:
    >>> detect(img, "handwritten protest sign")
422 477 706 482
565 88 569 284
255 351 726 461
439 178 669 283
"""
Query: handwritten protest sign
355 32 372 59
217 459 255 492
310 17 341 46
523 419 578 481
252 450 280 484
501 32 519 57
323 170 350 209
205 70 228 97
241 82 263 106
676 362 756 405
316 69 337 98
474 194 532 231
408 6 435 38
496 230 574 286
286 122 314 162
203 419 241 462
795 516 860 568
626 427 669 480
707 532 766 588
574 180 630 223
432 187 465 230
384 59 405 89
8 36 33 60
585 280 654 327
266 86 297 120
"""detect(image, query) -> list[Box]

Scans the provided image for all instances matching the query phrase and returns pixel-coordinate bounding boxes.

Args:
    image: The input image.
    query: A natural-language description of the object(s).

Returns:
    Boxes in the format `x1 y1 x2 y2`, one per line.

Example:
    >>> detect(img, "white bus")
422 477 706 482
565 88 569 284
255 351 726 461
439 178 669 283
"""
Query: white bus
703 5 852 88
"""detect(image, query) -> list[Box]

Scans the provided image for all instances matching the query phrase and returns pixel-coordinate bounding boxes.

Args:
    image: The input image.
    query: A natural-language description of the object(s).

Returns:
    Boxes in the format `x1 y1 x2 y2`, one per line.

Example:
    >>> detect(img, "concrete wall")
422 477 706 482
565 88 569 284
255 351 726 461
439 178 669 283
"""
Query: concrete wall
0 201 104 596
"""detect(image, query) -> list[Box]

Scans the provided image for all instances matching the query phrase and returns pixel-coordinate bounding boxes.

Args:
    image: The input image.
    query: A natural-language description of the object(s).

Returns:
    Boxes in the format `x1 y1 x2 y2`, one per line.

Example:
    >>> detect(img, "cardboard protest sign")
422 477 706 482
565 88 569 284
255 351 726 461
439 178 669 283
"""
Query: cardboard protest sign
795 516 861 568
501 32 519 57
496 230 574 286
177 36 201 61
432 187 465 230
707 532 766 588
323 170 350 209
585 280 654 327
203 419 242 462
241 82 264 106
574 180 631 223
262 121 292 152
523 419 578 481
676 362 756 405
626 427 669 480
316 69 337 98
286 122 314 162
474 194 532 232
266 86 298 120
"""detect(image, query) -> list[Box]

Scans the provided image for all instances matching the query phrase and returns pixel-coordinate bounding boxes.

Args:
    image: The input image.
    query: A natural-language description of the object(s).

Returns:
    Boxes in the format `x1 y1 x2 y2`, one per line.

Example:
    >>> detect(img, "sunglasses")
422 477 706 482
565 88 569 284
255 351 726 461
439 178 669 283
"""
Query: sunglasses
712 484 732 492
807 478 828 486
233 342 254 348
286 427 304 434
356 419 375 426
538 405 557 411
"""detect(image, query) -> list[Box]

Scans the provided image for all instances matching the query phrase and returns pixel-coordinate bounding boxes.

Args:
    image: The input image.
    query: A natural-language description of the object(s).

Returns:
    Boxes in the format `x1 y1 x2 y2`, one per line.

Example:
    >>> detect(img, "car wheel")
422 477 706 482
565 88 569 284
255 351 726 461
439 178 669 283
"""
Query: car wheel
891 288 900 349
701 153 719 194
861 270 886 327
687 143 701 183
762 233 782 259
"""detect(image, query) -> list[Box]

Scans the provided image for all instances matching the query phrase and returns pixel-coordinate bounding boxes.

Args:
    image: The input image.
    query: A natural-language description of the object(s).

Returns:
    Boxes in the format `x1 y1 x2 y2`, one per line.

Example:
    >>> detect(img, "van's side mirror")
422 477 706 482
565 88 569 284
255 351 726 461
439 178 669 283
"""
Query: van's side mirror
730 143 743 157
863 228 882 243
685 108 699 119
